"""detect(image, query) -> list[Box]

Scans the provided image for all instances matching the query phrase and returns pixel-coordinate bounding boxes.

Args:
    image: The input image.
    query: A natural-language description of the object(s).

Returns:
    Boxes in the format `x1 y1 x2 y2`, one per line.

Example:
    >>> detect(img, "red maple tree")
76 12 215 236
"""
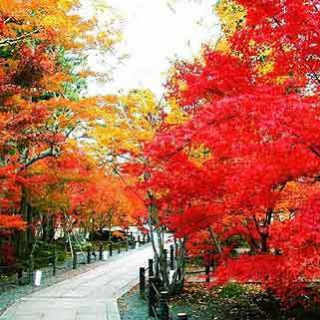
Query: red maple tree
134 0 320 301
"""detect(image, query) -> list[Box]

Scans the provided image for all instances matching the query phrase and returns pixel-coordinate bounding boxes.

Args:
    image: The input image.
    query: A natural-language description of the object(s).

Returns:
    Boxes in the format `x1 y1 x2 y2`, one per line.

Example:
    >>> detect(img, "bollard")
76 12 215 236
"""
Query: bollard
17 266 23 285
87 247 91 264
147 233 150 242
29 255 34 285
118 242 121 254
125 238 128 251
138 235 141 245
109 243 113 257
52 248 57 276
143 234 146 244
139 267 146 298
148 276 156 317
159 291 169 320
73 251 77 269
170 245 175 270
177 313 188 320
99 243 103 260
205 264 210 283
148 258 154 277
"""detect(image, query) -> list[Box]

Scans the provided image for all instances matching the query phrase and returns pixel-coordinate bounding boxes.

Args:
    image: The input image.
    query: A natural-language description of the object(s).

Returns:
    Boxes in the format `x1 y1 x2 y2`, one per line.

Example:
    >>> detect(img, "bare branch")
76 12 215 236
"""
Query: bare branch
19 146 59 172
0 28 43 48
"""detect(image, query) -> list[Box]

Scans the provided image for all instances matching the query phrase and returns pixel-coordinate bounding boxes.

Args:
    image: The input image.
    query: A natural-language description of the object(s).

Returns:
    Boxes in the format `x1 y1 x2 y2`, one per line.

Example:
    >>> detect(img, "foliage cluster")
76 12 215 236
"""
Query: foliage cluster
0 0 147 267
2 0 320 309
116 0 320 304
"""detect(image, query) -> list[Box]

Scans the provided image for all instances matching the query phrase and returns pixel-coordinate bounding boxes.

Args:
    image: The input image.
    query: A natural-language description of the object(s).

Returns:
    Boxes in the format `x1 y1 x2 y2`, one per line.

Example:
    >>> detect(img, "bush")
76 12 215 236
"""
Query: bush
0 274 9 284
218 282 247 298
32 240 68 264
213 296 270 320
213 283 275 320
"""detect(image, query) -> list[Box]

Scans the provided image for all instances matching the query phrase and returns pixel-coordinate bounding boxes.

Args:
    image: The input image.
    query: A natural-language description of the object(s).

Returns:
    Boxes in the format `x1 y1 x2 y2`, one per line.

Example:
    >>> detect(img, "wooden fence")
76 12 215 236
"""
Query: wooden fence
138 245 192 320
0 232 150 291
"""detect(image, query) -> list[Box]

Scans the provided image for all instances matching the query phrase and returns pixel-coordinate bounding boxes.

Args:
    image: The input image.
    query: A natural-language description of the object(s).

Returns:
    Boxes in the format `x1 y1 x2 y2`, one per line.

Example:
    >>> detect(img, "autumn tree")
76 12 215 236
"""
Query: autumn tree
0 0 120 260
132 0 320 300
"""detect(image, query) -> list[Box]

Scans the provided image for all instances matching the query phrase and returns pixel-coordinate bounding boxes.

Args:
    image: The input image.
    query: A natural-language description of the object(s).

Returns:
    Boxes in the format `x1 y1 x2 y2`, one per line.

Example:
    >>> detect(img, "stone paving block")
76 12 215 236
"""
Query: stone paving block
0 244 153 320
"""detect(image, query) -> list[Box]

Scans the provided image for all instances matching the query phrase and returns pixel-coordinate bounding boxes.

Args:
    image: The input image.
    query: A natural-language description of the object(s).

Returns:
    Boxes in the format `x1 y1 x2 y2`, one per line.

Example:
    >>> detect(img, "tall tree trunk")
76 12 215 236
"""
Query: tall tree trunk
168 237 186 295
16 190 34 258
261 233 269 253
48 214 55 242
147 197 187 295
42 214 48 241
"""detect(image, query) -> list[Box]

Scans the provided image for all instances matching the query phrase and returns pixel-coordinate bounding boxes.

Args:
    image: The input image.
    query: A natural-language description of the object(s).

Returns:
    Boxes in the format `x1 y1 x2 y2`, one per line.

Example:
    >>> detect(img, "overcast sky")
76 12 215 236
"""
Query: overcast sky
86 0 220 97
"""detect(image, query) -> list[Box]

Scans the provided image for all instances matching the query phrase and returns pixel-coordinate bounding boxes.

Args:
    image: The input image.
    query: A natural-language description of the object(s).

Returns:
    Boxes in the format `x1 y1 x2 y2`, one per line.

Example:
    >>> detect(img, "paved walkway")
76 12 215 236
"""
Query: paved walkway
0 244 153 320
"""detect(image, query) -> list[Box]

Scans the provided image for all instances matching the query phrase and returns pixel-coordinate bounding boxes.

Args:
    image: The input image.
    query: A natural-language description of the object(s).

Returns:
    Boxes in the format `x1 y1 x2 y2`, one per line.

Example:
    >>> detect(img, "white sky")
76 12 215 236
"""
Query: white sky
86 0 220 97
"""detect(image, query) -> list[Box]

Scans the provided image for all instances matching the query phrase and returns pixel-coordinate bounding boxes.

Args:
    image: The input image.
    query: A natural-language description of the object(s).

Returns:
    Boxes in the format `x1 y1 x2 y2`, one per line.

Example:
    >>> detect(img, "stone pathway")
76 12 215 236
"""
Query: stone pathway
0 244 153 320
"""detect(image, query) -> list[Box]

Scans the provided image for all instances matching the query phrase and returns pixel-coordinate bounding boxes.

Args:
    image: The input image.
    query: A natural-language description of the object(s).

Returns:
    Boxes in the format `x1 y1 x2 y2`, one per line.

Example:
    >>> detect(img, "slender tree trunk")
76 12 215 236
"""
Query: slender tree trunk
147 197 187 294
261 233 269 253
260 208 273 252
42 214 48 241
16 190 34 258
168 237 186 295
48 214 55 242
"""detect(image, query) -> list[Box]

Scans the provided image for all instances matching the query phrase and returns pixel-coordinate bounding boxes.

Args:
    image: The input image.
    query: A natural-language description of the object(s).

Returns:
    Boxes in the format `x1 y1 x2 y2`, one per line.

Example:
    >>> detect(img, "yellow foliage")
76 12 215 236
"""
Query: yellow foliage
0 0 119 51
275 181 320 220
215 0 246 39
165 98 189 125
249 44 276 77
85 89 162 158
185 144 211 168
258 61 275 76
215 38 232 53
177 80 188 92
276 76 289 85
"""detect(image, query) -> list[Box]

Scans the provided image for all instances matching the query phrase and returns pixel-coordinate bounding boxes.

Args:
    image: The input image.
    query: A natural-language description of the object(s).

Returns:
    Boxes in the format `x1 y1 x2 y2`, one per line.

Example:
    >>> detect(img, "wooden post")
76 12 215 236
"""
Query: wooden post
139 267 146 298
17 266 23 285
109 243 113 257
205 264 210 283
170 245 174 270
52 248 57 276
159 291 169 320
29 255 34 284
148 276 156 317
148 258 154 277
177 313 188 320
99 243 103 260
129 232 134 249
87 247 91 264
73 252 77 269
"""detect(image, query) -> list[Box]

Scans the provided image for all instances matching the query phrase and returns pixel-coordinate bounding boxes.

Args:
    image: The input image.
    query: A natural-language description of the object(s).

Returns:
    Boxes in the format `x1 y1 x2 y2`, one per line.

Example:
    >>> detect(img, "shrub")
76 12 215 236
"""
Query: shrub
219 282 247 298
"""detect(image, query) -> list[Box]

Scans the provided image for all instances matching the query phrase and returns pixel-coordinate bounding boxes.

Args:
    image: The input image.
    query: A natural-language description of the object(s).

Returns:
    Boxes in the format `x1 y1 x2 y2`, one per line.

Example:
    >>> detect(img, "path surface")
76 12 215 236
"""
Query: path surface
0 244 153 320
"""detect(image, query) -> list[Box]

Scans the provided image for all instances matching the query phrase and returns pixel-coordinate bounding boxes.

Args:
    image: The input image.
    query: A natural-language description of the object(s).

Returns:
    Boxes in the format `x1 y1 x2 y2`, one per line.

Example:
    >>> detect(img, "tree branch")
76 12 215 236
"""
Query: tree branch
0 28 43 48
19 146 59 172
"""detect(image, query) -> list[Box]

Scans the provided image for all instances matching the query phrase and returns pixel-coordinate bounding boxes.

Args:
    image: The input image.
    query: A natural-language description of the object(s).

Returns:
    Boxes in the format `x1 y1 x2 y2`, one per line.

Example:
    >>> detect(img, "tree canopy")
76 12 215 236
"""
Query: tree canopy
2 0 320 305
